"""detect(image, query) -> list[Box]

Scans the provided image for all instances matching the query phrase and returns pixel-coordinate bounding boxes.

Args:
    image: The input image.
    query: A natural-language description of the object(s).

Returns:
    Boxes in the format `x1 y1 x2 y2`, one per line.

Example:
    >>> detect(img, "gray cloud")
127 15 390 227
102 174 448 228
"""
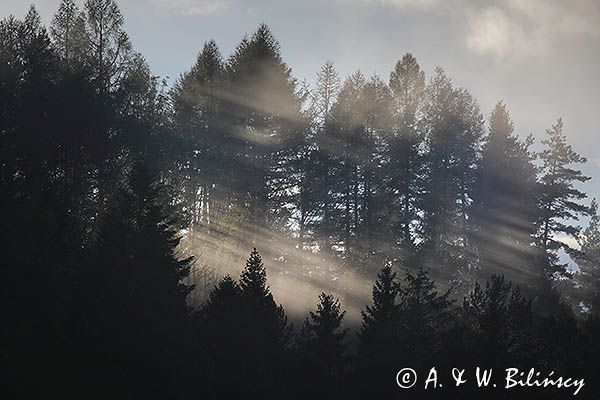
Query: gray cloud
343 0 600 62
465 0 600 61
149 0 230 16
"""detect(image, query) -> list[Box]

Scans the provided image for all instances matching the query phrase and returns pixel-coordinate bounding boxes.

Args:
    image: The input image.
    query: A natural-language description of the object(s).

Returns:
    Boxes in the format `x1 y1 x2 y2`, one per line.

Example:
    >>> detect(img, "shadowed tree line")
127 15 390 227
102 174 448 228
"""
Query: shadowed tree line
1 1 599 398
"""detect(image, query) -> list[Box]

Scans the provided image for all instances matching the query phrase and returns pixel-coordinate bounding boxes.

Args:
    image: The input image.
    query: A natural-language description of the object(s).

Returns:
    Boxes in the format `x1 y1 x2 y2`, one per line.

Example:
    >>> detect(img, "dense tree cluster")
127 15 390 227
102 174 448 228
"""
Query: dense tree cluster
1 1 598 398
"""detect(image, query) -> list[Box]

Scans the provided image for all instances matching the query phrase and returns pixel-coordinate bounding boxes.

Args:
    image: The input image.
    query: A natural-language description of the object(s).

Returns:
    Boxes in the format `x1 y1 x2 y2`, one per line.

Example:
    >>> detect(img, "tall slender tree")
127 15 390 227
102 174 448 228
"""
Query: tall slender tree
471 102 540 289
386 53 426 253
50 0 89 71
420 68 484 285
573 200 600 316
84 0 132 90
537 118 591 273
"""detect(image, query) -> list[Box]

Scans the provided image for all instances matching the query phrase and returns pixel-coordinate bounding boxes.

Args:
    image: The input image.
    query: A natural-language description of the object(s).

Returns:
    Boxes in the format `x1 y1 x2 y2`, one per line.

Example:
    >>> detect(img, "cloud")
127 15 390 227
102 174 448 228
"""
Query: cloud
343 0 600 63
351 0 439 7
465 0 600 61
340 0 444 11
150 0 230 16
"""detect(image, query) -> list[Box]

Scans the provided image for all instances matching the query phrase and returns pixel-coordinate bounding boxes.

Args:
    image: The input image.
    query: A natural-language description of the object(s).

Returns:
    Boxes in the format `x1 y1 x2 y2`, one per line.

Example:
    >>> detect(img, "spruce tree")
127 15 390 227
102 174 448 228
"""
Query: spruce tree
83 162 193 395
471 102 540 288
300 293 348 378
225 24 303 226
238 249 290 372
199 275 246 393
396 267 453 368
386 53 425 252
420 68 484 287
463 275 536 369
358 265 400 359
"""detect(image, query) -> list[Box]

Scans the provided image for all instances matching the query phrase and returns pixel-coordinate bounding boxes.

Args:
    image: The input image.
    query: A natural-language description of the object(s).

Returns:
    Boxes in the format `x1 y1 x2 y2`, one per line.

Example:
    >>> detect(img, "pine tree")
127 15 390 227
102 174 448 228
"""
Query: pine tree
537 119 591 275
574 200 600 316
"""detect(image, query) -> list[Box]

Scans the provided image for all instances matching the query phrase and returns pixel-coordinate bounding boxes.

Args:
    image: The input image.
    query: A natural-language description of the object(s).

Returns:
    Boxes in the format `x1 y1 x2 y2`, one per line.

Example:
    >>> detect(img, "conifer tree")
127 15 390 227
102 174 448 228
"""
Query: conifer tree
358 265 400 358
199 275 246 392
471 102 540 287
574 200 600 316
386 53 426 254
537 119 591 274
420 68 484 286
396 267 453 368
84 0 132 90
50 0 89 70
311 61 341 128
172 39 229 229
225 24 303 226
463 275 536 369
83 162 193 394
300 292 348 378
238 248 290 351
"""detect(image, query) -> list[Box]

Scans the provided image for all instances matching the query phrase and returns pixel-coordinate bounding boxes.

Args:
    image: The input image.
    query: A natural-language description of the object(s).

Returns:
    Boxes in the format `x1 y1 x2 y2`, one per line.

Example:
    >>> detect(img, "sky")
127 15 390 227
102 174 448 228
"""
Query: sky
3 0 600 210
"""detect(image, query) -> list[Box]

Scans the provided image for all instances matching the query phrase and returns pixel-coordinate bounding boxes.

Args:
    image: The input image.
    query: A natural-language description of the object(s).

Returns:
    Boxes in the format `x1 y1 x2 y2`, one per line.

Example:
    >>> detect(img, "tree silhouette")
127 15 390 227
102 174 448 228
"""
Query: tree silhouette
573 199 600 316
358 264 400 361
536 119 591 312
300 292 348 379
463 275 536 369
81 162 193 396
84 0 132 90
51 0 88 71
395 267 453 368
471 102 540 293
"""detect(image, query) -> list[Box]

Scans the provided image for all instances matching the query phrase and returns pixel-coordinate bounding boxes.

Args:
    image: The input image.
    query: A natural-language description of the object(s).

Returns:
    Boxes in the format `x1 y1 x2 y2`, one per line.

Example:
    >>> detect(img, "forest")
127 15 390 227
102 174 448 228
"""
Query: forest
1 1 599 398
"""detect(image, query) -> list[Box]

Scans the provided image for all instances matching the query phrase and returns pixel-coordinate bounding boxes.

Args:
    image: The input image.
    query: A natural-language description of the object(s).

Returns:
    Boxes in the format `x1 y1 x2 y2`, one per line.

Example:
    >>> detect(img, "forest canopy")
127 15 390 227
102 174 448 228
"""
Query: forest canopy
1 1 599 399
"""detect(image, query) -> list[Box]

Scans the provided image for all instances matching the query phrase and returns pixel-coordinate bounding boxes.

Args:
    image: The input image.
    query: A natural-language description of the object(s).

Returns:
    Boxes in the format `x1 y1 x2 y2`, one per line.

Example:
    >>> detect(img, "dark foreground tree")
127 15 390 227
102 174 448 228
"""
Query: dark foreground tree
462 275 537 369
80 162 193 397
300 292 348 377
297 292 348 398
358 264 399 364
395 267 453 369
